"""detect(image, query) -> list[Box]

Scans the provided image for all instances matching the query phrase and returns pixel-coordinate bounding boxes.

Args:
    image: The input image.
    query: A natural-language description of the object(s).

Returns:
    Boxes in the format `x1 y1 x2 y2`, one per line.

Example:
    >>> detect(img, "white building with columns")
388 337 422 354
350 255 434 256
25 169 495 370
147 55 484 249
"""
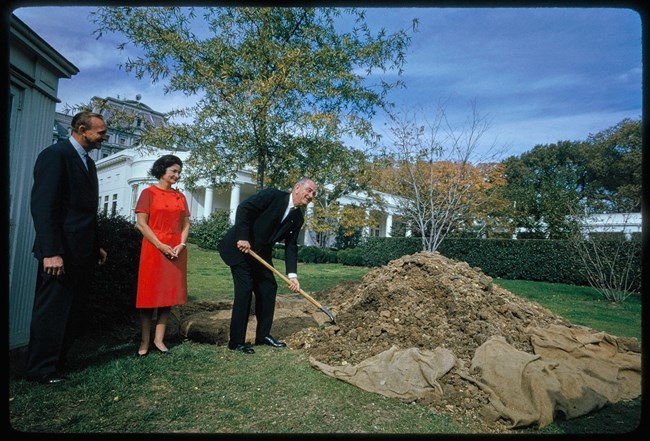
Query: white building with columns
96 148 402 246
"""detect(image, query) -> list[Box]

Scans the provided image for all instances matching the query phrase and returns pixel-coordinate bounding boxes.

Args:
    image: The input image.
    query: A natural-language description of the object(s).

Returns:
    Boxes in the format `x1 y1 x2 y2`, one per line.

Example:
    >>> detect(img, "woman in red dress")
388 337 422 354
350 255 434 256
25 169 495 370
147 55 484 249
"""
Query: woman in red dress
134 155 190 356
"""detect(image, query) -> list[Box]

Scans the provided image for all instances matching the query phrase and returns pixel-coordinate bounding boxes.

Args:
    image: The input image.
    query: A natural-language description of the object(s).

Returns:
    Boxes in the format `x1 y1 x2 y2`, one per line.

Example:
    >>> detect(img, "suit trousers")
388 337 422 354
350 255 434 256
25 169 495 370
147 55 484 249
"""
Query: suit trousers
229 257 278 346
26 261 92 378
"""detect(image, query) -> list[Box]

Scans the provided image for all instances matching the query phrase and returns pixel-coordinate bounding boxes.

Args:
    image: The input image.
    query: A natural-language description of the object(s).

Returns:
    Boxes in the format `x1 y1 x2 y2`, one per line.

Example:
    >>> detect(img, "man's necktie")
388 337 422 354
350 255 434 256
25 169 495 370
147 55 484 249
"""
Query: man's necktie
85 153 98 191
282 206 295 222
84 153 96 173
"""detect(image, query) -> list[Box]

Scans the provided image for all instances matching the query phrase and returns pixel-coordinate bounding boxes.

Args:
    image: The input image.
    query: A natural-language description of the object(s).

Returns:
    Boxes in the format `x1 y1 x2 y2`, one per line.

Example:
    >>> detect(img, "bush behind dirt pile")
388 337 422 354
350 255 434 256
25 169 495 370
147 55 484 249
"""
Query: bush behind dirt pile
359 237 641 290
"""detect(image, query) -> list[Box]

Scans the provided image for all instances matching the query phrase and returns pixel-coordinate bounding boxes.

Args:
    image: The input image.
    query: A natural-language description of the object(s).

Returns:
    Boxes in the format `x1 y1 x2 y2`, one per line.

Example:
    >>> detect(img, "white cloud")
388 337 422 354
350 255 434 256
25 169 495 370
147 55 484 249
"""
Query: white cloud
13 6 641 157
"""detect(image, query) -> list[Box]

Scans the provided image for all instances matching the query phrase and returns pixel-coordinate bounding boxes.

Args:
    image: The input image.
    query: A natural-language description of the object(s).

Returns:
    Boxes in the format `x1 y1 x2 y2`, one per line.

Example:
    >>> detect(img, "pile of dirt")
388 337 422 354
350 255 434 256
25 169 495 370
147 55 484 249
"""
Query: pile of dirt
170 250 639 433
284 251 609 432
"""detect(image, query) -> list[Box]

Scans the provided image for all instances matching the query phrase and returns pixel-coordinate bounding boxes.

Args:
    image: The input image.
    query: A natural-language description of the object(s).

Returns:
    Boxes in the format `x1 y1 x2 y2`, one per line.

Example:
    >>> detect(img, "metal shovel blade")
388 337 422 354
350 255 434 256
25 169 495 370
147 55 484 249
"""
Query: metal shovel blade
318 305 336 324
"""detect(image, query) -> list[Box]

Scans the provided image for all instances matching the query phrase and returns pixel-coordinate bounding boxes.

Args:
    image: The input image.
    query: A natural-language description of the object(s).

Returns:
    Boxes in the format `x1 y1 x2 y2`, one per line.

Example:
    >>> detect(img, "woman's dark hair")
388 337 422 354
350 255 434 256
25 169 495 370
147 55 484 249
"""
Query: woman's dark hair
149 155 183 179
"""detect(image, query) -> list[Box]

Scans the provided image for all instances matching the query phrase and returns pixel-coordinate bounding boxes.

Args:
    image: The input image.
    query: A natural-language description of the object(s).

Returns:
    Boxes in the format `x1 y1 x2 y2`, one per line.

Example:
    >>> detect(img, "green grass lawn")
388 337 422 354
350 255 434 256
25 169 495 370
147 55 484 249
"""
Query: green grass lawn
494 279 642 341
9 244 642 434
187 244 371 301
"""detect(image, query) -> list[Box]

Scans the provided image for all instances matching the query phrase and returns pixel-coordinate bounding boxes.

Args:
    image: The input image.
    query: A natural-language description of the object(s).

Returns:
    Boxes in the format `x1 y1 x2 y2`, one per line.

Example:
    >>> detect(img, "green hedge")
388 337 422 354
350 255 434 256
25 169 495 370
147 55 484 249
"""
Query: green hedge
337 247 366 266
438 239 582 284
357 237 421 266
298 246 338 263
355 236 641 290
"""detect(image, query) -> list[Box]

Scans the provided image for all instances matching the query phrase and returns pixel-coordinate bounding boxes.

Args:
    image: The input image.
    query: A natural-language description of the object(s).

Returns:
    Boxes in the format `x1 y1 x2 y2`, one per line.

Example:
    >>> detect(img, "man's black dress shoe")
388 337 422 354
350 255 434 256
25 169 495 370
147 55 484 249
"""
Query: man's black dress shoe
228 343 255 354
28 373 66 385
255 336 287 348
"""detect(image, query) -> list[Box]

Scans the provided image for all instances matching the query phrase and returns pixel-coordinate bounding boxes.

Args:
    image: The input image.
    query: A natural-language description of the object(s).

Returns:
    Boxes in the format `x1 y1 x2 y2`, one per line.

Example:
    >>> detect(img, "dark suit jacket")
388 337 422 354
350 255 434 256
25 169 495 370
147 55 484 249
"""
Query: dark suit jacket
218 188 304 274
31 139 101 265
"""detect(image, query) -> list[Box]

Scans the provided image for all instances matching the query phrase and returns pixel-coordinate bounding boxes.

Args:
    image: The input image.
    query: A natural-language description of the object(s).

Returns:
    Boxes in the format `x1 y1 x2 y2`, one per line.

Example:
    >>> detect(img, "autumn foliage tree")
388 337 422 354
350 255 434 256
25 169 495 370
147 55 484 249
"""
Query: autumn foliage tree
373 104 506 251
306 199 377 248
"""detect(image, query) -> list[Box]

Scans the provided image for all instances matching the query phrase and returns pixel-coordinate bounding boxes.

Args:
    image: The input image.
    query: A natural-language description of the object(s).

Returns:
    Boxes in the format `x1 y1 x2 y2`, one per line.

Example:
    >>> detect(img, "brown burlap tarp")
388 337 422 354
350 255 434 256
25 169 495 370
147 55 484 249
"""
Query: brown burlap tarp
310 345 457 402
310 324 641 429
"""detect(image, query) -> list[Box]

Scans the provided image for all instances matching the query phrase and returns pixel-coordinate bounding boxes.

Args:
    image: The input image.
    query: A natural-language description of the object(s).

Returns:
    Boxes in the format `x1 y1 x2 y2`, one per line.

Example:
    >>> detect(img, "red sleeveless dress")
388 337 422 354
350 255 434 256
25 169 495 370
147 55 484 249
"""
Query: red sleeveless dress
135 185 190 308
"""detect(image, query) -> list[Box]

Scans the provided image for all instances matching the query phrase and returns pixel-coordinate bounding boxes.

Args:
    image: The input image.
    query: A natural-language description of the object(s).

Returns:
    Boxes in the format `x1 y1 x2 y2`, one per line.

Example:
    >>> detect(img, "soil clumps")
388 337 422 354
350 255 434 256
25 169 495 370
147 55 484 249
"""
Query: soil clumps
284 251 638 432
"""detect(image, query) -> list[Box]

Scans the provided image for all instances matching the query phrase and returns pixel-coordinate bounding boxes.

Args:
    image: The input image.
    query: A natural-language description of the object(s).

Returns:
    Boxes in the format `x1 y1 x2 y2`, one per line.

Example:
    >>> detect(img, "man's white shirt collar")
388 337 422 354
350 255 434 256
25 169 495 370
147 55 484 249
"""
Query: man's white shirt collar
69 136 88 163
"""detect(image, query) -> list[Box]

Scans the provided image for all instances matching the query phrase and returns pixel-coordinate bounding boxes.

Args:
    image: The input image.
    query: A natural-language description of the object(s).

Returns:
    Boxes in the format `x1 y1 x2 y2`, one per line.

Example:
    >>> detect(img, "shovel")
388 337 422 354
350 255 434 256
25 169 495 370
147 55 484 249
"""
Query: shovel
247 249 336 324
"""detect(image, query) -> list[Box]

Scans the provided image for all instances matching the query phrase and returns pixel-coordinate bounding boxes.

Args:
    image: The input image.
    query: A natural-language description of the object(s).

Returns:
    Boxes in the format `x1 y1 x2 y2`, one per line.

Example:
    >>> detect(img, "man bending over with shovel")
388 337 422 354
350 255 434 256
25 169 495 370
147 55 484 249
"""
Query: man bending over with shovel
218 178 317 354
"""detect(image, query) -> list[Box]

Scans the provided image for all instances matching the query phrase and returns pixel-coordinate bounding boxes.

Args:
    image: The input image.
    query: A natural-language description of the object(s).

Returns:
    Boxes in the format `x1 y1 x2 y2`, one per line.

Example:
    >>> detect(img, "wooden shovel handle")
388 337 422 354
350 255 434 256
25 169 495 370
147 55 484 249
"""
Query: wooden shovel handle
247 250 323 309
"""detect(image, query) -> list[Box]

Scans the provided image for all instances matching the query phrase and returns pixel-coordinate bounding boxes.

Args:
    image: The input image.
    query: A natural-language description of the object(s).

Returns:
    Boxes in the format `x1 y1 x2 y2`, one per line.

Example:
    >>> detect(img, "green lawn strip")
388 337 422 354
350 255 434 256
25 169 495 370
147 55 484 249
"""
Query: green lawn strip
494 279 641 340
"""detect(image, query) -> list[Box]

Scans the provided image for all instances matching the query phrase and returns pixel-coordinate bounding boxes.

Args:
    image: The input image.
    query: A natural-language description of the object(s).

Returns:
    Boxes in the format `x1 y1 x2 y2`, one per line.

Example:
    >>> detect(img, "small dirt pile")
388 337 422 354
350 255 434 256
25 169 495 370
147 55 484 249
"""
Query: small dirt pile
285 251 606 432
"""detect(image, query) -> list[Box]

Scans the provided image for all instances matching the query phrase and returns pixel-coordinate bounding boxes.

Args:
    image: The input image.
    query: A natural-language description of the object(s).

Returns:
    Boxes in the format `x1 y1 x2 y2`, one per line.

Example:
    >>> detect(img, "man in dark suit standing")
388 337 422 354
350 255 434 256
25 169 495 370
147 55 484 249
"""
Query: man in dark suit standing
26 111 108 384
218 178 317 354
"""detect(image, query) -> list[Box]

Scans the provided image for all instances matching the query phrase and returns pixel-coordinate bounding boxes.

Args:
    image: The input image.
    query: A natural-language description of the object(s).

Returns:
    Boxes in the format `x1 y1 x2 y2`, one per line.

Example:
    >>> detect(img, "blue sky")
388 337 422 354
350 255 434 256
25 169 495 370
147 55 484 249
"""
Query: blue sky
12 5 642 159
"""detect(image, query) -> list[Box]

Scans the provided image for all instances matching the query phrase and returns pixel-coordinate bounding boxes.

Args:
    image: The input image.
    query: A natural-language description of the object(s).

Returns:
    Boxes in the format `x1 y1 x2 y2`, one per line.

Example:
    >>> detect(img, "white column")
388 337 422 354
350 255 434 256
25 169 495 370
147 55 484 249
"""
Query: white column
385 213 393 237
203 186 214 219
130 183 140 223
303 202 315 246
229 183 241 224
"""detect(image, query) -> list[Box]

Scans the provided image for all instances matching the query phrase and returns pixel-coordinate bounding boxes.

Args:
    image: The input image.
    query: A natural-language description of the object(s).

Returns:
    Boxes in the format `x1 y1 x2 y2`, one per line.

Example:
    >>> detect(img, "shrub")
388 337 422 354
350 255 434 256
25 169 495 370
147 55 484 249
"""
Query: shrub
272 244 286 260
337 247 365 266
360 237 421 266
85 212 142 337
321 248 338 263
298 246 338 263
189 210 231 250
